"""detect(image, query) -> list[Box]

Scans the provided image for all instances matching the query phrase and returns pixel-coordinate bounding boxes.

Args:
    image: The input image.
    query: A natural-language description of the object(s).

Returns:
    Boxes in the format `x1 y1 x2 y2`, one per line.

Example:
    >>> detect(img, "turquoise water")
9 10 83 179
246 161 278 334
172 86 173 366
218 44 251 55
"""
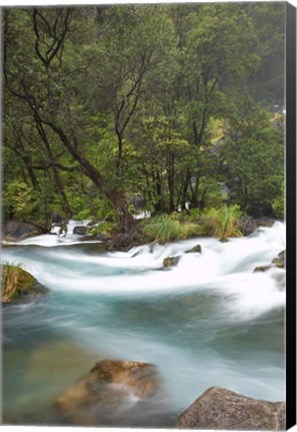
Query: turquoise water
2 222 286 426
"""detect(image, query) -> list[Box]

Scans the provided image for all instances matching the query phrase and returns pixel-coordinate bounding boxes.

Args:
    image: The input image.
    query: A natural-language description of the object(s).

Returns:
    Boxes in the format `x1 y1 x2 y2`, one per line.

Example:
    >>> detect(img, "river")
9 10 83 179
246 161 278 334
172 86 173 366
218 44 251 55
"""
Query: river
2 221 286 426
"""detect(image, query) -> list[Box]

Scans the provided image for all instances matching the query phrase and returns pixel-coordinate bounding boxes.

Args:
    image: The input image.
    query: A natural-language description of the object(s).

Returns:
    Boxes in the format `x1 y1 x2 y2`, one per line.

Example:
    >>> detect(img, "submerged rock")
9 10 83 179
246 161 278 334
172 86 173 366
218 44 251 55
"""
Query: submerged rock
163 256 181 268
3 220 43 242
175 386 285 430
185 244 202 254
1 265 47 303
55 359 159 426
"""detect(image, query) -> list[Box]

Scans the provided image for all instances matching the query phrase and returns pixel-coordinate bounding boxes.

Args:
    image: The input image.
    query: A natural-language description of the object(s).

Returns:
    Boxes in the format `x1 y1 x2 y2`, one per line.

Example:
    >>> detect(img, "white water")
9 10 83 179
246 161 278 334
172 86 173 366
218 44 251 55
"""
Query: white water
2 221 286 426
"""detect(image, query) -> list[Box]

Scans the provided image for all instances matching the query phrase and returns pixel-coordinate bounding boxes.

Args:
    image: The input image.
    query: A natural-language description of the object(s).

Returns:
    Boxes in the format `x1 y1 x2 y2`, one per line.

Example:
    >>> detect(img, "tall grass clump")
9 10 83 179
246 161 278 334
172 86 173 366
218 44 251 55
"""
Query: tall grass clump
143 213 200 242
142 214 184 242
200 204 243 239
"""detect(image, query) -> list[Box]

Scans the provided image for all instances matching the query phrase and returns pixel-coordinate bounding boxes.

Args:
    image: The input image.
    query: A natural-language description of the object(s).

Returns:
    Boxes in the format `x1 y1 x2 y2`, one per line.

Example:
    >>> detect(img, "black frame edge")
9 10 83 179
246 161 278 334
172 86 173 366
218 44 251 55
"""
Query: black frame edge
286 1 297 430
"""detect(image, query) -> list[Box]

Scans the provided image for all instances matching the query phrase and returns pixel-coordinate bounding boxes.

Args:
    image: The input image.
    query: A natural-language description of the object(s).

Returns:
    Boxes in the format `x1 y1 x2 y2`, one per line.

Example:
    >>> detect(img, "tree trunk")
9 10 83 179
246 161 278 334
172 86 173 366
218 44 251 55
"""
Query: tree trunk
180 169 191 210
168 153 175 212
46 121 137 233
116 128 123 172
51 165 72 217
154 170 164 213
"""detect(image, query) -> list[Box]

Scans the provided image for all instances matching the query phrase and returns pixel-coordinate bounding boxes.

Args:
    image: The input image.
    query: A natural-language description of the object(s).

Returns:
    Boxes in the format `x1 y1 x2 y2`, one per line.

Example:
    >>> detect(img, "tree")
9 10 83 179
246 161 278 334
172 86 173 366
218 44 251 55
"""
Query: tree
4 7 137 232
220 100 284 217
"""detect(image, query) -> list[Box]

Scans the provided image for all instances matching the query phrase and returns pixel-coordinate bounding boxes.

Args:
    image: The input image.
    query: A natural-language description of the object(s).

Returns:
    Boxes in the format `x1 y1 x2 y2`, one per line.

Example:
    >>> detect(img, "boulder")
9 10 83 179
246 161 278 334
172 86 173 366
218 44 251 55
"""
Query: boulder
3 220 42 242
185 244 202 254
237 216 257 237
1 265 47 303
255 217 275 228
163 256 181 268
272 250 285 269
175 386 285 430
55 359 159 425
73 226 88 235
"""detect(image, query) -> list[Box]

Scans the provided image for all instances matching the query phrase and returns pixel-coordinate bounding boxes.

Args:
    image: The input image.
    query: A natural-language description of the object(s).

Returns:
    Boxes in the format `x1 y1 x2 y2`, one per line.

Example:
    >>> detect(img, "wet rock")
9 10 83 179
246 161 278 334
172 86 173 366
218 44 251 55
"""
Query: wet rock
255 217 275 228
185 244 202 254
55 359 159 426
219 238 229 243
3 220 43 242
1 265 47 303
73 226 88 235
237 216 257 236
163 256 181 268
272 250 285 269
175 386 285 430
253 265 271 273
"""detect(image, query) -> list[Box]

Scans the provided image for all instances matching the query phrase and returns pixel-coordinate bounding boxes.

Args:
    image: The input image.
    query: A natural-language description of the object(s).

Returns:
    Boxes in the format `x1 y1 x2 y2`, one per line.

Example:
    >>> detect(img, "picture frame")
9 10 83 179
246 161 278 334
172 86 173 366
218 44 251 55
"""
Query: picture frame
1 0 296 430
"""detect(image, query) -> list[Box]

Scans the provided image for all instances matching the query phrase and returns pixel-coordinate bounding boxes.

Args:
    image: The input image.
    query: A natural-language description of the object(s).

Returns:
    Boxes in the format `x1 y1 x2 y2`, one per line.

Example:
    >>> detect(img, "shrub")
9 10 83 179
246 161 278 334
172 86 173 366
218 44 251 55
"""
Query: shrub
199 204 243 239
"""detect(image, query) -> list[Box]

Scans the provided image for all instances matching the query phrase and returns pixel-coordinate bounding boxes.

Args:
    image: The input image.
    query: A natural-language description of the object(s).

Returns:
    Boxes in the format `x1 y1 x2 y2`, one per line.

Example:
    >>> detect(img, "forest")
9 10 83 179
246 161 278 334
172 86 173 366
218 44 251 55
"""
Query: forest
3 3 285 239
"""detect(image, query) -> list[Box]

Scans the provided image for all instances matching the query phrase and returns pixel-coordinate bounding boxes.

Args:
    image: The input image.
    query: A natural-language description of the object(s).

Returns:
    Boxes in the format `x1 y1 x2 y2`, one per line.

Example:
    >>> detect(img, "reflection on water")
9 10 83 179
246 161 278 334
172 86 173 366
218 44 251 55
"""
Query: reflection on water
2 222 286 426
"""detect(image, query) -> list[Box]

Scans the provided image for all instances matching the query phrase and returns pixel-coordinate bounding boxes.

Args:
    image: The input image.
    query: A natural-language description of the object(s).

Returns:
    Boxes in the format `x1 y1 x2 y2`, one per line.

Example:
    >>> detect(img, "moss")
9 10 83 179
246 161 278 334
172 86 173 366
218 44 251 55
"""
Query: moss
1 265 46 303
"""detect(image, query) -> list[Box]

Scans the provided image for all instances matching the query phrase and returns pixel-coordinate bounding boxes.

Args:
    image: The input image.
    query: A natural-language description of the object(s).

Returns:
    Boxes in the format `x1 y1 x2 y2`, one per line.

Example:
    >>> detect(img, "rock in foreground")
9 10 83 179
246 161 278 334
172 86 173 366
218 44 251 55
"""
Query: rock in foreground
55 359 159 426
175 386 285 430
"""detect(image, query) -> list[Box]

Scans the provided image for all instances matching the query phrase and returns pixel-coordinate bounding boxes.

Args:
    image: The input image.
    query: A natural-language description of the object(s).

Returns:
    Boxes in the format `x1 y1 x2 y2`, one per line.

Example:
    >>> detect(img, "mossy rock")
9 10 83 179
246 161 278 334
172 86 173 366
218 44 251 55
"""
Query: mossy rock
163 256 181 268
1 265 47 303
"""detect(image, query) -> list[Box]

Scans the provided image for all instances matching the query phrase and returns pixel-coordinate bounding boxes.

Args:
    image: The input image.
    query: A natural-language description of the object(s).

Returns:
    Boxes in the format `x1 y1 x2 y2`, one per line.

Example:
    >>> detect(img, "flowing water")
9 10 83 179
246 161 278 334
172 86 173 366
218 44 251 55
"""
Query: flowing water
2 222 286 426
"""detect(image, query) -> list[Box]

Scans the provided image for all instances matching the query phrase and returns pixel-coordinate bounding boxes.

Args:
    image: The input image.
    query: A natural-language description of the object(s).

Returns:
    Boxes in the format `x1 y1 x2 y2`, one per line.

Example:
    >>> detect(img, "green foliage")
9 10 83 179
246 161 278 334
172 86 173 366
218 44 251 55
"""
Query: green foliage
199 205 243 239
3 181 38 222
3 4 285 232
272 181 284 219
220 101 284 217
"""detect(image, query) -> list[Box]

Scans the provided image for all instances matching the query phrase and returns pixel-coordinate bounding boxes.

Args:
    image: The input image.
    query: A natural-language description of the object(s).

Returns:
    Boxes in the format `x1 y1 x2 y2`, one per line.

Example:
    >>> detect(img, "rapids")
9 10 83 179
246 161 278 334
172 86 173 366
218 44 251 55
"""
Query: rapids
2 221 286 426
